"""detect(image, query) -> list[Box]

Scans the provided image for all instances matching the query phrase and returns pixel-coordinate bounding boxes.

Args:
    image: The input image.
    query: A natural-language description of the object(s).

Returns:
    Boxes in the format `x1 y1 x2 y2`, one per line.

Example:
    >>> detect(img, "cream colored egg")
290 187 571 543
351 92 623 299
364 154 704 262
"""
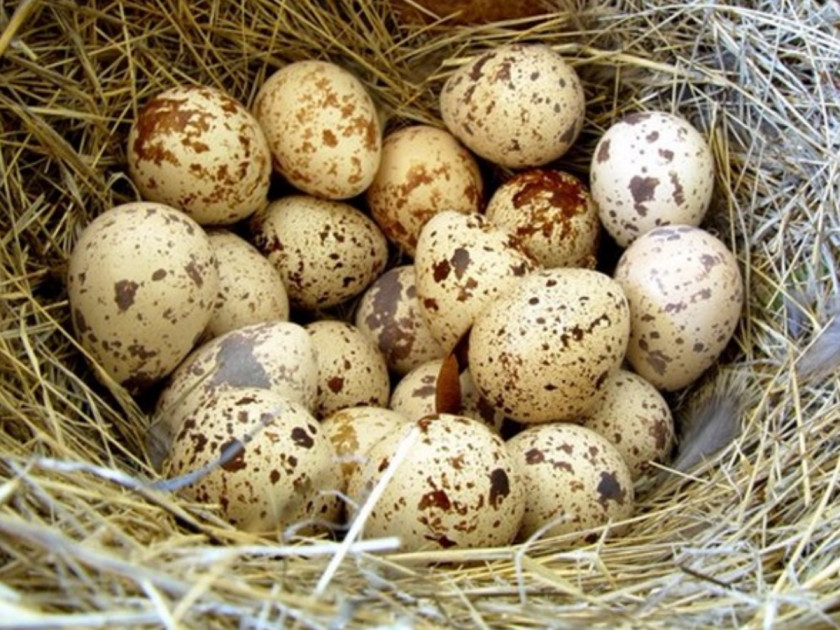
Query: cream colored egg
366 125 483 256
613 225 743 391
440 43 585 168
127 86 271 225
253 60 382 199
67 202 218 395
506 423 634 543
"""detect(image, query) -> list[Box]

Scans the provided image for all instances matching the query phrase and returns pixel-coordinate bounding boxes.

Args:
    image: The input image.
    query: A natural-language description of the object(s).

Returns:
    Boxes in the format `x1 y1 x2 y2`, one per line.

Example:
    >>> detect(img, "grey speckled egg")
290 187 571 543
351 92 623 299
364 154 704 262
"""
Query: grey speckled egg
67 202 218 395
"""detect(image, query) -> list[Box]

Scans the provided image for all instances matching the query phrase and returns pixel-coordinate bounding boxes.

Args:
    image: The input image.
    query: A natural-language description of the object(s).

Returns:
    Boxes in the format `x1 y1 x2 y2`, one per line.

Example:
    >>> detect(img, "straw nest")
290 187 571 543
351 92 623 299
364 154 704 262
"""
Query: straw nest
1 0 839 627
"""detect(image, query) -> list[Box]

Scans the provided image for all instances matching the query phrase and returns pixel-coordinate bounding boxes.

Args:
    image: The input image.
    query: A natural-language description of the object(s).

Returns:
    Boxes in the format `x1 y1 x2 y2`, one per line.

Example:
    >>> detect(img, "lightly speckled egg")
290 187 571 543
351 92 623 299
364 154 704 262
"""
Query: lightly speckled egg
590 111 715 247
346 413 525 551
127 85 271 225
67 201 218 395
581 369 675 479
506 422 634 544
468 268 630 424
253 60 382 200
613 224 743 391
250 195 388 311
205 230 289 339
440 43 585 168
163 387 341 535
354 265 445 376
485 169 600 269
305 320 391 419
366 125 483 256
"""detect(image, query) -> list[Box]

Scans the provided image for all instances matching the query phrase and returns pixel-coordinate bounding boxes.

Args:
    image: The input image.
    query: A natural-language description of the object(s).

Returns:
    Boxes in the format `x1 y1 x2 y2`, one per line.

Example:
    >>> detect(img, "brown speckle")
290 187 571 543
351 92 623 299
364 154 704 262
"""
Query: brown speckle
114 280 139 311
488 468 510 508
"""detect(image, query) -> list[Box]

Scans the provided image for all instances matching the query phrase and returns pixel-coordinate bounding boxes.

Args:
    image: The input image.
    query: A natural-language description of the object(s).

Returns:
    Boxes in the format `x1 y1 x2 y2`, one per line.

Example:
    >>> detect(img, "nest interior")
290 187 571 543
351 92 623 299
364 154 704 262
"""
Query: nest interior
1 0 839 628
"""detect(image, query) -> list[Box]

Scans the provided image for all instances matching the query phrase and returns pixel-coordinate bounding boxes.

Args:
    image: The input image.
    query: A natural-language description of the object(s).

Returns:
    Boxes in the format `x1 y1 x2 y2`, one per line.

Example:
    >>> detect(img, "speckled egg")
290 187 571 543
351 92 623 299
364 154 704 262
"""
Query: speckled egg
354 265 446 376
66 202 218 395
305 320 391 419
440 43 585 168
582 369 675 479
250 195 388 310
205 230 289 338
366 125 483 256
127 85 271 225
469 268 630 423
346 414 524 551
163 387 341 535
485 169 600 269
613 224 743 391
590 111 715 247
506 423 634 543
253 60 382 199
414 211 537 353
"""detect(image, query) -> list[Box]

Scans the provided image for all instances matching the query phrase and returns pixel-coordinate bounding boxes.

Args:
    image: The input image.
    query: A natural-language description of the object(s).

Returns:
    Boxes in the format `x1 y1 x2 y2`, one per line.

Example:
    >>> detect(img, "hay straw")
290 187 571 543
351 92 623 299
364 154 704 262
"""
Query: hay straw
1 0 839 627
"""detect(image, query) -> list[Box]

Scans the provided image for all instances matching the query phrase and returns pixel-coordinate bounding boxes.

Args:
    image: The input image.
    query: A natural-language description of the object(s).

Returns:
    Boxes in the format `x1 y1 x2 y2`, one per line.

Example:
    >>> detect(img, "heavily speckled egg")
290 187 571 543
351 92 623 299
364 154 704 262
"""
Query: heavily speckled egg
347 414 525 551
305 320 391 419
127 86 271 225
469 268 630 423
66 202 218 394
205 230 289 338
582 369 675 479
163 387 341 535
440 43 585 168
414 211 537 353
354 265 446 376
485 169 600 269
366 125 483 256
506 423 634 543
250 195 388 310
613 224 743 391
590 111 715 247
253 60 382 199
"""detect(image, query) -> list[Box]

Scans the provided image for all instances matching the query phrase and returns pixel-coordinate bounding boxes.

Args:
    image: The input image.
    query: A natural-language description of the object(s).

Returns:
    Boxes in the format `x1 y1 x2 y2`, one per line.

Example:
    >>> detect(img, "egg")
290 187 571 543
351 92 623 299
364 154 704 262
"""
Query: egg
253 60 381 199
485 169 600 269
66 202 218 394
414 211 537 353
354 265 445 376
506 423 634 543
163 387 341 535
581 369 675 479
205 230 289 339
469 268 630 423
590 111 715 247
346 414 524 551
305 320 391 419
250 195 388 311
613 224 743 391
440 43 585 168
127 86 271 225
366 125 483 256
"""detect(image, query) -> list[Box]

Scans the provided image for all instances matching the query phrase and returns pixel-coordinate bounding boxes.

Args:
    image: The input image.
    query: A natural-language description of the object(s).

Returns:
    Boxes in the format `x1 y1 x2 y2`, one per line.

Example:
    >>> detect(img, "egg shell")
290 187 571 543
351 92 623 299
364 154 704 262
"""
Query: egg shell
163 388 341 535
366 125 483 256
469 268 630 423
414 211 537 353
205 230 289 338
66 202 218 394
354 265 446 376
440 43 585 168
613 224 743 391
305 320 391 419
485 169 600 269
590 111 715 247
506 422 634 543
250 195 388 310
127 85 271 225
253 60 382 199
346 413 525 551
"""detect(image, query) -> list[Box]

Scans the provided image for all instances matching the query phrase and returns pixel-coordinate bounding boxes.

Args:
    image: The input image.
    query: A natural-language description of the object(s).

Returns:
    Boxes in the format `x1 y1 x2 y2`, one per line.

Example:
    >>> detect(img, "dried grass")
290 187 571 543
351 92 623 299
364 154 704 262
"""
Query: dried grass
1 0 839 627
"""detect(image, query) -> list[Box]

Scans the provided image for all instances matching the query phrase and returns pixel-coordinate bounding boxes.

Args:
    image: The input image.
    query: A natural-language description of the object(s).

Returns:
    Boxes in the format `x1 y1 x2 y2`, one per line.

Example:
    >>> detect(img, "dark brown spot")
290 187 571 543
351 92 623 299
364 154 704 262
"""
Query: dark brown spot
152 269 167 281
596 471 626 507
219 438 247 472
114 280 139 311
327 376 344 393
291 427 314 449
488 468 510 508
525 448 544 464
629 176 659 216
418 488 451 511
596 139 611 163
